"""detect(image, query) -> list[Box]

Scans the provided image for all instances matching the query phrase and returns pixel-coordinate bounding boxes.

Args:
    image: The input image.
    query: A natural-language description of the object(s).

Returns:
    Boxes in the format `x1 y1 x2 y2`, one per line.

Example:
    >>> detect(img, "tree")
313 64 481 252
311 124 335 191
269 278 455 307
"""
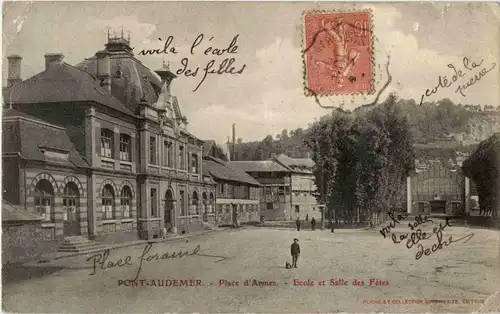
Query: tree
462 133 500 218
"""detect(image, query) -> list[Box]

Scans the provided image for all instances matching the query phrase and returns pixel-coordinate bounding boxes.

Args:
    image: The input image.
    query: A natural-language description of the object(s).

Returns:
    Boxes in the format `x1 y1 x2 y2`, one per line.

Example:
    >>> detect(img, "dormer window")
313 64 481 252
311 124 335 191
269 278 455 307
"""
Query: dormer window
101 129 113 158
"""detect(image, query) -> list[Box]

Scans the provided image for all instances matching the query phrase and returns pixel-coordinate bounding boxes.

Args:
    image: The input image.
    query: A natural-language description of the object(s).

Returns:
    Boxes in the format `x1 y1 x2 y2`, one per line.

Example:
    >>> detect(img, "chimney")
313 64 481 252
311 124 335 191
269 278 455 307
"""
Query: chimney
95 50 111 91
226 137 231 161
44 53 64 70
7 55 22 87
232 123 236 161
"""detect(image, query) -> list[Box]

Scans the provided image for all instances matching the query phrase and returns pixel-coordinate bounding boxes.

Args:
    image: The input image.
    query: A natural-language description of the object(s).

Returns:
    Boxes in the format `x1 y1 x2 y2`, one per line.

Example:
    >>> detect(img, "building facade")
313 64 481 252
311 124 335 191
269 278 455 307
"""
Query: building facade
202 155 260 226
3 34 216 249
274 154 321 221
228 160 292 221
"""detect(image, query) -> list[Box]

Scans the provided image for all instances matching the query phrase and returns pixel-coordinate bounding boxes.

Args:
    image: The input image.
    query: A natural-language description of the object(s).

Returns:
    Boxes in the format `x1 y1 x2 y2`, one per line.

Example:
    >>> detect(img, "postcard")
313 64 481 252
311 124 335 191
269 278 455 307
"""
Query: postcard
1 1 499 313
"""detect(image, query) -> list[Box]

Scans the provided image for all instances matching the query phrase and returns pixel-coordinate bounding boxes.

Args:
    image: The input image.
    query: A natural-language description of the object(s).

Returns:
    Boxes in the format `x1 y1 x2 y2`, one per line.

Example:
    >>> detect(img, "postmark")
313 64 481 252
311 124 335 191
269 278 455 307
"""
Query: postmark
303 10 375 96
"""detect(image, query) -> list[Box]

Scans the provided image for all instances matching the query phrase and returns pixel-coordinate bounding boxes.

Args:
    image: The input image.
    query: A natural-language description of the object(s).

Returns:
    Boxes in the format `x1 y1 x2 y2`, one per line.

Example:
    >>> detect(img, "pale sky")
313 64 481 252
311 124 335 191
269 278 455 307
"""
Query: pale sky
2 2 499 144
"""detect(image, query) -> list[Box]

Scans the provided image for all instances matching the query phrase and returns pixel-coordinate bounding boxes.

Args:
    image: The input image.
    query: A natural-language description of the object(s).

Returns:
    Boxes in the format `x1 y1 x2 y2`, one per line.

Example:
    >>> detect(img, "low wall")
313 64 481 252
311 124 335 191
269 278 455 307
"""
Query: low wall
2 223 62 265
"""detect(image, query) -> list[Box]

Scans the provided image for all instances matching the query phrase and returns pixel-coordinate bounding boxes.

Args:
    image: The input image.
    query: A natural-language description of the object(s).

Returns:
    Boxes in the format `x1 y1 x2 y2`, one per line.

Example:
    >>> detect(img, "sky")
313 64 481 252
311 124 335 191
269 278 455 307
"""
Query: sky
2 2 499 145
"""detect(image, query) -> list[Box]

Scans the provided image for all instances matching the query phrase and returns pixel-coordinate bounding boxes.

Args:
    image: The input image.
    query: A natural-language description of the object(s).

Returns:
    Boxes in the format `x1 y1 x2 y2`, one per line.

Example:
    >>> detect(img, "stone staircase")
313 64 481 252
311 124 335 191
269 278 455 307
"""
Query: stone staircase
58 236 107 253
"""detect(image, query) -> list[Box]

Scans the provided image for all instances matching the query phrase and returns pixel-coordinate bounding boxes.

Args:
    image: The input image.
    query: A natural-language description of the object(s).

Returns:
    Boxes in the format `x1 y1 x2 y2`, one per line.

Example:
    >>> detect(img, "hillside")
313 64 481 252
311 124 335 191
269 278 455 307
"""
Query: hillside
232 99 500 162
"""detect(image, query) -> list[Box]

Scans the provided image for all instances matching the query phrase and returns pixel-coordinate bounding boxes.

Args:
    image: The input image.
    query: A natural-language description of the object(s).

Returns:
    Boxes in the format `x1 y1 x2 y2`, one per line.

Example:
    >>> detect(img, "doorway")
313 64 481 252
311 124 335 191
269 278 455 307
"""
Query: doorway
63 182 80 236
164 189 174 232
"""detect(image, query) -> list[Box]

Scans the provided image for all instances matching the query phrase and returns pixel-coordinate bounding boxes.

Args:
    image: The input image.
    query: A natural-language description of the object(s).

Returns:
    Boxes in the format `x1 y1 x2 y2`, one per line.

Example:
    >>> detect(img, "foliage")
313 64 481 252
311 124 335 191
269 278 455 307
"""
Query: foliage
462 133 500 217
303 94 415 223
232 98 498 162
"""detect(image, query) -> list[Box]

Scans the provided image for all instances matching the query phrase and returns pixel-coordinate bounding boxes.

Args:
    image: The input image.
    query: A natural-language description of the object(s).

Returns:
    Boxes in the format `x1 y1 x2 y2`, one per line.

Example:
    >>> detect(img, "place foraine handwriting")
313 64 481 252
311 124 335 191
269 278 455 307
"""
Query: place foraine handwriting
419 57 496 105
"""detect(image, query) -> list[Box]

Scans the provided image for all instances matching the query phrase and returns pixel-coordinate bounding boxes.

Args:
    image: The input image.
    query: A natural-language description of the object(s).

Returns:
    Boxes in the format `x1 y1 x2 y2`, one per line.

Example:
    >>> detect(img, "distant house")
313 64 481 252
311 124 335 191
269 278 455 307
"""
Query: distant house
274 154 321 221
203 157 261 225
228 159 291 221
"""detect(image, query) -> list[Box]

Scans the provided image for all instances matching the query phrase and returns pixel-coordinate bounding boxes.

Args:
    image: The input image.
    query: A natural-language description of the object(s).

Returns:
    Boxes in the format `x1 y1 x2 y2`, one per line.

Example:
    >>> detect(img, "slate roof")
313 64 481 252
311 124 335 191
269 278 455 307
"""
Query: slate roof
2 200 43 222
2 108 89 168
203 140 216 157
227 160 290 173
8 62 134 115
203 157 260 186
275 154 315 168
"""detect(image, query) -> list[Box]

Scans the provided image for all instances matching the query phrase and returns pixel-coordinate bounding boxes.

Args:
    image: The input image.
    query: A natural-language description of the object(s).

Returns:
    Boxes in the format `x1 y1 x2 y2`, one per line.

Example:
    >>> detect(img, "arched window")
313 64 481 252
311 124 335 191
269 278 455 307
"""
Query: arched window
120 186 132 218
102 184 115 219
63 182 80 221
34 179 55 222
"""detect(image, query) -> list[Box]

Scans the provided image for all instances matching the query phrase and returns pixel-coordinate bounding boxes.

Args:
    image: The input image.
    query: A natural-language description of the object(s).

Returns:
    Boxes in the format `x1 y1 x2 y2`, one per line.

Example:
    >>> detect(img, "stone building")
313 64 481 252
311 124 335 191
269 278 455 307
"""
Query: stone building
2 33 216 251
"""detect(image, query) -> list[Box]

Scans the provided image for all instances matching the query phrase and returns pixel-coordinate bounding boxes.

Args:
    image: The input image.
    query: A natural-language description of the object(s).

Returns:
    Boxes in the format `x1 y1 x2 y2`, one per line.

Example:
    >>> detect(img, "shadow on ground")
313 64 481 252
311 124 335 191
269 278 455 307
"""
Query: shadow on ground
2 264 64 284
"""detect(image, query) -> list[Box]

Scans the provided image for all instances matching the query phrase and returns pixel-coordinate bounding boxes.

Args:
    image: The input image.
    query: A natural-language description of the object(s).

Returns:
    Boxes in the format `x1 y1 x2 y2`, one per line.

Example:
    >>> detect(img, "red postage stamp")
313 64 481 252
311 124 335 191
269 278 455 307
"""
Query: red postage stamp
303 10 374 96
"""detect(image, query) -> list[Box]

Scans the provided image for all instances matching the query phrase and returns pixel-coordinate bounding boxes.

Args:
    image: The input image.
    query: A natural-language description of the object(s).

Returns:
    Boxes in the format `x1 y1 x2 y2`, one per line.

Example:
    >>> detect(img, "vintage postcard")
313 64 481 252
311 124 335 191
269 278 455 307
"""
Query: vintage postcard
1 1 499 313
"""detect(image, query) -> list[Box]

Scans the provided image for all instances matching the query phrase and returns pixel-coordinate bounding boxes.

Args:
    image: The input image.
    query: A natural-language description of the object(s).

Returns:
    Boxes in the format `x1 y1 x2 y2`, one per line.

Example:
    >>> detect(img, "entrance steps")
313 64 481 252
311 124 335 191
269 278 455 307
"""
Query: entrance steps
58 236 106 253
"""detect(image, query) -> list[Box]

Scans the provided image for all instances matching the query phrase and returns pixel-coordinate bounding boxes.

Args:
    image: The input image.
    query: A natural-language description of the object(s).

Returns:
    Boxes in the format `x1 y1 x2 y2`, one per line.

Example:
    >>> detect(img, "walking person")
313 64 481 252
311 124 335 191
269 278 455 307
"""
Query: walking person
296 218 301 231
306 213 309 222
290 238 300 268
330 218 335 233
311 217 316 231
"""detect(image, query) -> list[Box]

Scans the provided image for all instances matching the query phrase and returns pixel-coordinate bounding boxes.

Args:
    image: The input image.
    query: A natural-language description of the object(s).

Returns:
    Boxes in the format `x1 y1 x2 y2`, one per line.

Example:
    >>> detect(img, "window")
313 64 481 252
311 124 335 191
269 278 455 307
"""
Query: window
163 141 173 167
119 134 131 161
285 186 290 194
102 184 115 219
218 183 225 194
295 205 300 213
150 188 158 217
34 179 55 222
179 190 186 216
266 202 274 210
101 129 113 158
121 186 132 218
191 154 198 173
149 136 157 165
243 186 250 199
63 182 79 221
178 145 185 170
191 191 199 215
265 186 272 195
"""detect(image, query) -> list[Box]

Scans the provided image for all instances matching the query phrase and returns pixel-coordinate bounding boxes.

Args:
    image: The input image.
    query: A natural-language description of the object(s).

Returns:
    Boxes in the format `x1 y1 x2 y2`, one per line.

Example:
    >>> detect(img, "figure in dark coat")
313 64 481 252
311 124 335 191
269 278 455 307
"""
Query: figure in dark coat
311 217 316 231
290 238 300 268
306 214 309 221
296 218 301 231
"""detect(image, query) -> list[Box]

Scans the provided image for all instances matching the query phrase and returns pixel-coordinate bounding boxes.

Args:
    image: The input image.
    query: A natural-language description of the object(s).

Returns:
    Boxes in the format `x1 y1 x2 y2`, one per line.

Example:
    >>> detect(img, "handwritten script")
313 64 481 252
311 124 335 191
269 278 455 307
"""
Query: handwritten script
382 214 475 260
419 57 496 105
87 242 227 280
138 34 246 92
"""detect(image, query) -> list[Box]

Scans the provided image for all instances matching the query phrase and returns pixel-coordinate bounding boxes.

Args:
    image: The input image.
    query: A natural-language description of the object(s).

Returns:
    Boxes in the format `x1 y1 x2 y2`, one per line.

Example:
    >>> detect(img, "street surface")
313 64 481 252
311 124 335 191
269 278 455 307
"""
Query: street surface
2 218 499 313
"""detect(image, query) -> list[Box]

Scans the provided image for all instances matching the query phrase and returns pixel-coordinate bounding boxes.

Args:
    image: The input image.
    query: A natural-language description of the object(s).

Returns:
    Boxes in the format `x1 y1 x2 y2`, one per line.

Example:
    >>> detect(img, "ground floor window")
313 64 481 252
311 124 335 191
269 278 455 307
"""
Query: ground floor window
295 205 300 213
121 186 132 218
266 202 273 210
102 184 115 219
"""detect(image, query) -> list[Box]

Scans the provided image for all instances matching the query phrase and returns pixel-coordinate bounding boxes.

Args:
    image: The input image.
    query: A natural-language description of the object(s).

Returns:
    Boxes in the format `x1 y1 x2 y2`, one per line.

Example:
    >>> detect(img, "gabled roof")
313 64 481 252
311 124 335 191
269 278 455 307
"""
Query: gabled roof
2 200 43 222
8 62 134 115
2 108 89 168
203 140 216 157
227 160 290 173
203 157 260 186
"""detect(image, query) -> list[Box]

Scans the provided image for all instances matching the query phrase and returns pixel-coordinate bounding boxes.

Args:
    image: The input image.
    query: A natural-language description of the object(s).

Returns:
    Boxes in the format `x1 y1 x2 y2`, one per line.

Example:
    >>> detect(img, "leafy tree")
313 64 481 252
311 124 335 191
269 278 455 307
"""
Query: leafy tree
462 133 500 218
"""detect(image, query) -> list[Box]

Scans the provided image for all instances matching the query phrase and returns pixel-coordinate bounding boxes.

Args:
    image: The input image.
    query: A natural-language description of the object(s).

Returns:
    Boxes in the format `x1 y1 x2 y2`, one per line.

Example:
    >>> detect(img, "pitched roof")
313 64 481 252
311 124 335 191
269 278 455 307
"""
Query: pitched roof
203 140 216 157
8 63 134 115
2 200 43 222
227 160 290 173
275 154 315 168
2 108 89 168
203 157 260 186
